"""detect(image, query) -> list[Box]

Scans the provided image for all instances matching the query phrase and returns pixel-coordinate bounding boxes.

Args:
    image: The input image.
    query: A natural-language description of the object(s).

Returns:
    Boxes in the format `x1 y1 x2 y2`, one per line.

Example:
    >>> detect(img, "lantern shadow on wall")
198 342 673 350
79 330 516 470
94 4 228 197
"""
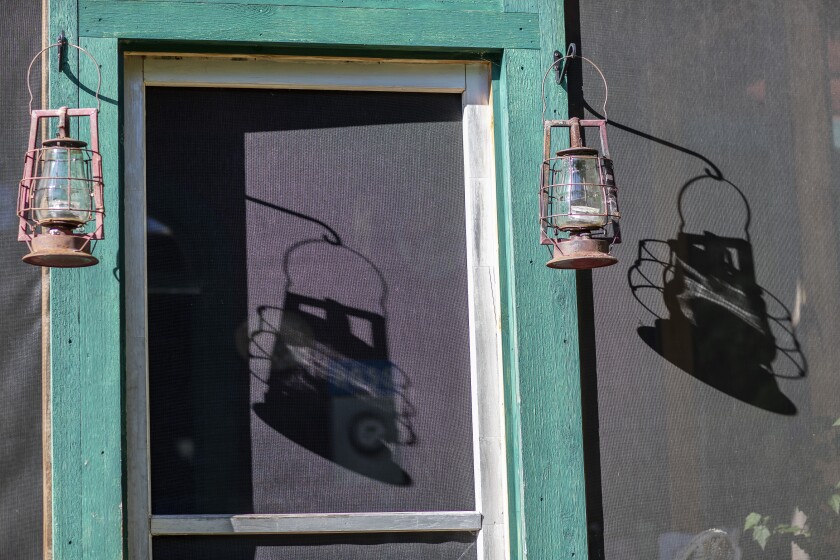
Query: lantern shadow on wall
244 197 416 486
629 174 807 415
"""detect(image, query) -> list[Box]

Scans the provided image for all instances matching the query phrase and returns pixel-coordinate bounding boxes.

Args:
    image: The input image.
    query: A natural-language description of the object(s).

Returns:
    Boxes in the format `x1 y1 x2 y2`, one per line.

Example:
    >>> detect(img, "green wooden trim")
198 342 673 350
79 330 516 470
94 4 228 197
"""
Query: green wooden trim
112 0 504 11
120 41 494 60
494 0 589 558
50 31 125 560
48 0 79 123
48 3 82 559
492 56 526 560
48 1 592 560
80 1 539 49
497 51 588 560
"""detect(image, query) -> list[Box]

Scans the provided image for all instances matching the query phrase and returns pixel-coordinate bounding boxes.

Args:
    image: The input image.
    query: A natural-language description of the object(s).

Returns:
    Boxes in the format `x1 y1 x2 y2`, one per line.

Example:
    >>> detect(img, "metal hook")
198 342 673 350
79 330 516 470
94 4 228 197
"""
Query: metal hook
56 31 67 72
555 43 576 85
541 44 610 122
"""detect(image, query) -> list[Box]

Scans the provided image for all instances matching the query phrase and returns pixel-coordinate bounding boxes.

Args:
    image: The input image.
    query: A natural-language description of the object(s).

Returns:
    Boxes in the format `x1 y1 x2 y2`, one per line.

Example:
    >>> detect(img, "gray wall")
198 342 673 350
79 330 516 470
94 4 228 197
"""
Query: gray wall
576 1 840 558
0 1 43 558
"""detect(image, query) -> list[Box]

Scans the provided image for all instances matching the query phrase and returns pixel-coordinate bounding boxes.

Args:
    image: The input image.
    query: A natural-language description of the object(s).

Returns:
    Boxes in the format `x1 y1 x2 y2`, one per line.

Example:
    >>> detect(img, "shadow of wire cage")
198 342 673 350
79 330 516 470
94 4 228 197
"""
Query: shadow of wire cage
629 232 807 415
247 292 417 486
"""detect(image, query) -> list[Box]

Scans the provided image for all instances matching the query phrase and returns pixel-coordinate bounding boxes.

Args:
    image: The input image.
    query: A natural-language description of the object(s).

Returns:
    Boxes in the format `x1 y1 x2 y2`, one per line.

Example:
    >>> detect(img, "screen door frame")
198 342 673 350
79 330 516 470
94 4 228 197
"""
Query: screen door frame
124 54 505 560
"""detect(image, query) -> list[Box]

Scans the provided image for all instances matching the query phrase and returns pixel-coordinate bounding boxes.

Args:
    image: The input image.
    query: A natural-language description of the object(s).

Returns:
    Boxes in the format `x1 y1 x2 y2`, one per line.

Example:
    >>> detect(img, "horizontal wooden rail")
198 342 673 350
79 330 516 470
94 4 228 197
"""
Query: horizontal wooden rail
140 56 468 92
80 1 539 49
151 511 483 535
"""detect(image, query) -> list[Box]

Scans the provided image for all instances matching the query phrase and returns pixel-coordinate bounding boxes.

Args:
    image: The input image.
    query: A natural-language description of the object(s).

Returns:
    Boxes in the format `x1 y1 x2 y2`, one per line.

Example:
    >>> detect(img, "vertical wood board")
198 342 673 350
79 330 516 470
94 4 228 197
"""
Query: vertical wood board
49 29 126 560
495 0 589 557
80 37 123 560
498 48 588 560
48 2 83 559
492 56 526 560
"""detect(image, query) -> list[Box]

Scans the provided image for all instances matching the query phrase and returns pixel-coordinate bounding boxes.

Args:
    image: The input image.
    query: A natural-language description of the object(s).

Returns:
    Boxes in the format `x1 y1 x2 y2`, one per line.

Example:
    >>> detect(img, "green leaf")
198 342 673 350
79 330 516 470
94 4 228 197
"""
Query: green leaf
774 524 796 534
754 526 771 550
835 481 840 489
745 512 762 530
774 524 810 537
830 494 840 515
833 417 840 427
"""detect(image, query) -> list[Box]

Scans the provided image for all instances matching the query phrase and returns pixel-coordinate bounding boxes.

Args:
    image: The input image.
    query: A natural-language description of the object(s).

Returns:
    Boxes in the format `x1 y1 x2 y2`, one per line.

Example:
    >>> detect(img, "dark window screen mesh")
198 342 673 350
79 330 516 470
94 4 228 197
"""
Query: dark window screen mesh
146 88 475 516
152 533 477 560
575 1 840 558
0 1 42 558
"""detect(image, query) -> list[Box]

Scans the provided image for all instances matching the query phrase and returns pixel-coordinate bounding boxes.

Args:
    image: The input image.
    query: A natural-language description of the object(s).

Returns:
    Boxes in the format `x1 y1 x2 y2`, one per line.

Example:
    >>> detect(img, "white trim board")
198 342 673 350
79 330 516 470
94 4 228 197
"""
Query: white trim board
141 56 467 92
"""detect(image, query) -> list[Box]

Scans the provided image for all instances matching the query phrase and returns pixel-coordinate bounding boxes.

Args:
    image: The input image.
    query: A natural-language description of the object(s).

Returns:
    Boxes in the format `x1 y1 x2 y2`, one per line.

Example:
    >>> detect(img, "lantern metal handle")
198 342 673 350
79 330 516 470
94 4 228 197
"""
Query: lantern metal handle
541 43 610 123
26 36 103 114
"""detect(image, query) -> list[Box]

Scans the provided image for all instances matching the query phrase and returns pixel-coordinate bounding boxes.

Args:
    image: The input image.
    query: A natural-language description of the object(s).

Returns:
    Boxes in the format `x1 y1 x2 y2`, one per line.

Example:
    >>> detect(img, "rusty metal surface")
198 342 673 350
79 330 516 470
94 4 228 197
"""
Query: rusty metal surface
22 233 98 268
539 114 621 270
546 236 617 269
17 107 105 266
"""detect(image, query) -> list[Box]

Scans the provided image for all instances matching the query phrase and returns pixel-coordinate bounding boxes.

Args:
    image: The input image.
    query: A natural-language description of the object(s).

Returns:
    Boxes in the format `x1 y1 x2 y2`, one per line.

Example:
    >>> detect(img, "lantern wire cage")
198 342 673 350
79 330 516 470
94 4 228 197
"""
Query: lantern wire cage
17 38 104 267
538 45 621 269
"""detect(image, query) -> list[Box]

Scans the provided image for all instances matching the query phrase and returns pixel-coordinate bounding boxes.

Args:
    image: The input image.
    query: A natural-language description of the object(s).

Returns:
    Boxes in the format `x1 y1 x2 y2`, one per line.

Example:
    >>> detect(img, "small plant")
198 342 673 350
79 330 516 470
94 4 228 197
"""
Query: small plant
829 482 840 515
743 512 810 550
741 417 840 553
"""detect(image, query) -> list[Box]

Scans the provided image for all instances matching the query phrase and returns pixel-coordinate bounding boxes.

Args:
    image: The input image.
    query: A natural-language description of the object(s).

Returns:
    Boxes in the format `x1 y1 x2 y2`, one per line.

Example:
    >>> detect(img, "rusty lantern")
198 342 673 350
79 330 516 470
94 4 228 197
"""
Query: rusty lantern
539 46 621 269
17 39 104 268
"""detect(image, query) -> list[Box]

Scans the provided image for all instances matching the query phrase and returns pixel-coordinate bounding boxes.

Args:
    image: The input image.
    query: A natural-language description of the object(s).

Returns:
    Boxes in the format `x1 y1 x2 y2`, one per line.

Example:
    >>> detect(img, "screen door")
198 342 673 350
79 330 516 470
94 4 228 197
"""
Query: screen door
124 56 504 560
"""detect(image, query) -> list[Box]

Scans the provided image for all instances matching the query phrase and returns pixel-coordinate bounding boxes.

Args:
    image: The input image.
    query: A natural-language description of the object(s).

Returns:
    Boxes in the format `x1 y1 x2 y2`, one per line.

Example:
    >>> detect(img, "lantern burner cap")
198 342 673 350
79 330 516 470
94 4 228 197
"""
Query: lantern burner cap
22 233 98 268
42 137 88 148
555 147 599 157
546 236 617 270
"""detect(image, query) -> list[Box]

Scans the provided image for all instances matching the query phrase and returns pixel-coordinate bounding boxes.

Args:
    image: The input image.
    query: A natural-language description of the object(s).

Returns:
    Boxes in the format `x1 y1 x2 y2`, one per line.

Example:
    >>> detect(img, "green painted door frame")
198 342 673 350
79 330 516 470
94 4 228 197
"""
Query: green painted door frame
47 1 586 558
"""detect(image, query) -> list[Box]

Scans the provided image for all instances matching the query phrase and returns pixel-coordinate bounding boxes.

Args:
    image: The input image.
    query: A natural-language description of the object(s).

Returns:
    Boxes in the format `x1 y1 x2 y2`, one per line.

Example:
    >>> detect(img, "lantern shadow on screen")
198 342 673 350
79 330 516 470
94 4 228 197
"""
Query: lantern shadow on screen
629 175 807 415
245 209 416 486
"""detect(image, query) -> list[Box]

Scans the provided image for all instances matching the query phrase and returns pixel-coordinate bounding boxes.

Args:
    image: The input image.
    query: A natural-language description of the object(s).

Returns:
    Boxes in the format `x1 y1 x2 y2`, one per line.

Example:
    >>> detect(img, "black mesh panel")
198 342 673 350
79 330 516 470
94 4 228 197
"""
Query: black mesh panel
0 1 42 558
573 1 840 558
152 533 478 560
146 88 475 516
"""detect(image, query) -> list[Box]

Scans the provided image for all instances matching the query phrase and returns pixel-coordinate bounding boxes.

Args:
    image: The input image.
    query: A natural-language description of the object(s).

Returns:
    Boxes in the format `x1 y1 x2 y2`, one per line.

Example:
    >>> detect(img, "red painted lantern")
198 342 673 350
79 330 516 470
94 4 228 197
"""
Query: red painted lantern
539 45 621 269
540 117 620 269
17 39 104 267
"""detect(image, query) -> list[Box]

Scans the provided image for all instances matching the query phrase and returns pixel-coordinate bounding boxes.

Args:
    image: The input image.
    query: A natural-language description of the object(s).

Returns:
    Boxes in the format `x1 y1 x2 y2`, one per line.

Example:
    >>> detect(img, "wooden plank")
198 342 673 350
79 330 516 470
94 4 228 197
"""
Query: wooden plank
124 55 151 560
51 34 124 560
78 36 124 560
79 1 539 49
497 48 588 560
128 52 478 63
151 512 483 535
143 56 467 92
48 3 82 560
495 0 590 559
112 0 504 11
491 51 526 560
461 63 507 560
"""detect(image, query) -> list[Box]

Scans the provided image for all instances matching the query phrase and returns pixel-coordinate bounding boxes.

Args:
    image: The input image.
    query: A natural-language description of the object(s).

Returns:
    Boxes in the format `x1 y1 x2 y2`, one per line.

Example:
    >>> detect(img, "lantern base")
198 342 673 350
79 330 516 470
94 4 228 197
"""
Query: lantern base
22 234 98 268
546 237 617 270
